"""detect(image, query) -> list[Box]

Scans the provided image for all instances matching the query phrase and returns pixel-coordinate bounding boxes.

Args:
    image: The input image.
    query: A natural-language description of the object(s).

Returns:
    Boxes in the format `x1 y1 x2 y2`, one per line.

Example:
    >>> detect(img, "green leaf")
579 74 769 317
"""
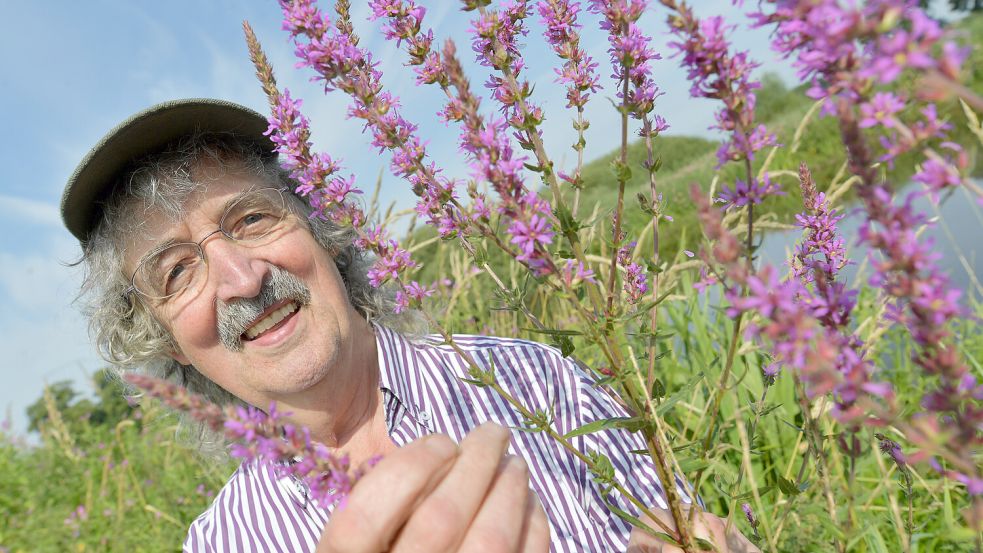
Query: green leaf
649 156 663 173
564 417 645 439
676 457 710 473
471 243 488 266
777 475 801 496
610 158 633 182
588 450 615 485
694 537 719 552
522 327 583 337
650 379 666 399
554 336 576 357
753 402 783 417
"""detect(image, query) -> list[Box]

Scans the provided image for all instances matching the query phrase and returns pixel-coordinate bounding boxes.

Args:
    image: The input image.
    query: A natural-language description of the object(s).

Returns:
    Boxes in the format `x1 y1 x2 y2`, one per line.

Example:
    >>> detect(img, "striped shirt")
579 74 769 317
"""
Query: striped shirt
184 325 693 552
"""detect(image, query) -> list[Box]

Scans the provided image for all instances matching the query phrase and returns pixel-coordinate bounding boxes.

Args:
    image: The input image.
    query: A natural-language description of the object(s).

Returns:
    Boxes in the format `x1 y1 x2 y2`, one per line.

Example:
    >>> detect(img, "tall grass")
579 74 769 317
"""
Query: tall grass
0 399 234 552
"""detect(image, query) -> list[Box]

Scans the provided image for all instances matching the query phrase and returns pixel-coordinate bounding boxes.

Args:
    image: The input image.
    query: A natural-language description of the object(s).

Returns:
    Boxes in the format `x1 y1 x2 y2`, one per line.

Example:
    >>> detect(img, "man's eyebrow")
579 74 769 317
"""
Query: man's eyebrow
134 238 180 272
135 188 256 267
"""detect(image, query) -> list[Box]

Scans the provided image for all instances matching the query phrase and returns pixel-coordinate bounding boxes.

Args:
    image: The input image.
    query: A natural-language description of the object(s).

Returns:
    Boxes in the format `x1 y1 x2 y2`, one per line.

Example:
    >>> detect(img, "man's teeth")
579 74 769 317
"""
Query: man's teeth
244 302 299 340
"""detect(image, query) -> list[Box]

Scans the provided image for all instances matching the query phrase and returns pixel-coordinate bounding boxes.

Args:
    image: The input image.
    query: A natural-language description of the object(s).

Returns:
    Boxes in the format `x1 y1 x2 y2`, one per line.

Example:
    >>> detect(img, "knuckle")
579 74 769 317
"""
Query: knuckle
322 512 382 553
417 494 467 530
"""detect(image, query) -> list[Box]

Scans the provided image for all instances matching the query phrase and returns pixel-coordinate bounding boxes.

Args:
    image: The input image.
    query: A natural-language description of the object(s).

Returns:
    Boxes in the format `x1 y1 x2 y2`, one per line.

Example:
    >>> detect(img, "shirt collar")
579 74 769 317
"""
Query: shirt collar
373 324 435 429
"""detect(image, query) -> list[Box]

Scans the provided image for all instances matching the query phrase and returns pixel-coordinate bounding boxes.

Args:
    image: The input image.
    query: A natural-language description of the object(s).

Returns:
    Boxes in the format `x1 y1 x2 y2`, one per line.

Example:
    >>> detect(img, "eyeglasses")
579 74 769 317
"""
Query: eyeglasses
126 187 291 302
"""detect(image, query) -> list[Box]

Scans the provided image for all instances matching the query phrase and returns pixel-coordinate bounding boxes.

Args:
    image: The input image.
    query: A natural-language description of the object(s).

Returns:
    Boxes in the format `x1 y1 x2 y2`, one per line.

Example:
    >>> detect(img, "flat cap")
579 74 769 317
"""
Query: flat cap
61 98 273 243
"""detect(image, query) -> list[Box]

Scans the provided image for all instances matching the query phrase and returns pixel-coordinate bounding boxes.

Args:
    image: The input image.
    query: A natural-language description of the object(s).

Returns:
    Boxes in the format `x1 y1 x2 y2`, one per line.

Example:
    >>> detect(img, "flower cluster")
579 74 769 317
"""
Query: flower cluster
370 0 558 275
718 174 783 208
588 0 661 119
663 1 776 168
270 0 469 314
535 0 600 110
753 0 980 492
125 373 364 508
791 164 890 422
617 241 647 304
694 185 849 402
467 1 543 130
265 89 363 225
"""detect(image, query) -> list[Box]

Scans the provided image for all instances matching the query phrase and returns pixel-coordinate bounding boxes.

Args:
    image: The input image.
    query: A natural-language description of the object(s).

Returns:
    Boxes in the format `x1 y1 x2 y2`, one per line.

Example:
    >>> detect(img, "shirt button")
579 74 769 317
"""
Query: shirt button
418 411 431 422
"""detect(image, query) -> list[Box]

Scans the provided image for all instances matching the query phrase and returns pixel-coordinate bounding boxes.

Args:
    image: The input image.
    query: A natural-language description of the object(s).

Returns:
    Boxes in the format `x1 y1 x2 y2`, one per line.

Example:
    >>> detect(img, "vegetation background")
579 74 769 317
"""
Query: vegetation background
1 10 981 553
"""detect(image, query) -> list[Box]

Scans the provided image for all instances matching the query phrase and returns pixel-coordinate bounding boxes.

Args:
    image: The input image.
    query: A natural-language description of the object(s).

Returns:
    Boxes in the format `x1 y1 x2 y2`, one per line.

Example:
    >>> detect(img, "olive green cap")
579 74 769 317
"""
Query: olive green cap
61 98 274 243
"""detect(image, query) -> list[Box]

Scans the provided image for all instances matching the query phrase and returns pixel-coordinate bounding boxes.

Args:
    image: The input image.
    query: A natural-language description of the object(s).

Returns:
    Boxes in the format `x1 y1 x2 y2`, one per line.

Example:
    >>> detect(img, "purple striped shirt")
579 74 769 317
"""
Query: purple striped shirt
184 325 693 552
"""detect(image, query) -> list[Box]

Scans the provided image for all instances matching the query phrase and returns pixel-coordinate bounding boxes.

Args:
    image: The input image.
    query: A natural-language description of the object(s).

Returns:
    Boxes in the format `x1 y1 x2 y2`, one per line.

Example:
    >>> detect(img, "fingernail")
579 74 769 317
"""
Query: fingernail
506 455 527 473
480 422 511 441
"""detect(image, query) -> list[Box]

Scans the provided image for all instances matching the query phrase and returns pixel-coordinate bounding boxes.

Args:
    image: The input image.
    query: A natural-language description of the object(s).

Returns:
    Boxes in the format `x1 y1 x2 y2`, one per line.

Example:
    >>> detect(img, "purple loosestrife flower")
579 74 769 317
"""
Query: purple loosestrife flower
467 1 543 130
616 241 647 304
508 199 558 275
741 503 759 537
754 0 980 493
791 164 891 422
693 185 849 395
394 281 436 314
265 90 362 223
858 91 905 129
665 4 777 168
536 0 601 110
588 0 662 119
718 174 784 208
876 434 907 470
370 5 558 275
912 142 968 205
282 0 467 241
125 373 364 508
560 259 596 287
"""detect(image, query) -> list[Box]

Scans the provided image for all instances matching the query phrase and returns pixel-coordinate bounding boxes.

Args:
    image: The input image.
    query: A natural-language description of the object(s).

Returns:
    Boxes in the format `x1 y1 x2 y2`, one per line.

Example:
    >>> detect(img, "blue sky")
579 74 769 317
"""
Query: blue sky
0 0 849 434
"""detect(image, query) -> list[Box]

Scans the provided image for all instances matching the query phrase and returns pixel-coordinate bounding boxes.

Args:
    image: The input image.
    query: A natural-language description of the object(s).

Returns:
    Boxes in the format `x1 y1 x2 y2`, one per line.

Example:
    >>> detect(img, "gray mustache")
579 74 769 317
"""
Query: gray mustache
217 265 312 351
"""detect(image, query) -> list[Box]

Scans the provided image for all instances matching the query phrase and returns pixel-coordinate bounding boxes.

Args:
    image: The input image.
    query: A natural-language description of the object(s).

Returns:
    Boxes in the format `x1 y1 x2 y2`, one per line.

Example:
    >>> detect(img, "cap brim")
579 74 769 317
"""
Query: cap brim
61 98 273 243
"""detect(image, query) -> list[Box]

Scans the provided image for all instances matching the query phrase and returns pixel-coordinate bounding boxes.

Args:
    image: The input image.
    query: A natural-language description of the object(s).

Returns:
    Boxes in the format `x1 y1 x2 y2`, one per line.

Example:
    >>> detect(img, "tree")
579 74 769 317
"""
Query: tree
26 369 134 434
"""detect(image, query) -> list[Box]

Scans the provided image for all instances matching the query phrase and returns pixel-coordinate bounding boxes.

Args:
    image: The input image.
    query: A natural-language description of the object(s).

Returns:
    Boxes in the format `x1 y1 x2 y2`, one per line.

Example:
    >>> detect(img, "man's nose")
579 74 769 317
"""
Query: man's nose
203 237 269 301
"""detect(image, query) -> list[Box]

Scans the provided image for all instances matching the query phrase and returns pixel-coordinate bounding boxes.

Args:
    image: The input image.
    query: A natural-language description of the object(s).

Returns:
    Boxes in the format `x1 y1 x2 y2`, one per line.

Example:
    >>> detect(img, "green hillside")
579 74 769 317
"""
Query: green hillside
575 13 983 258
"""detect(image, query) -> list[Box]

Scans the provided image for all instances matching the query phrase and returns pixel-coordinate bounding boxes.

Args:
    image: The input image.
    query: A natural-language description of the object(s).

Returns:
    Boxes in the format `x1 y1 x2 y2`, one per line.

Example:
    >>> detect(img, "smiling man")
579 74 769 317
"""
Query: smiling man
63 98 758 553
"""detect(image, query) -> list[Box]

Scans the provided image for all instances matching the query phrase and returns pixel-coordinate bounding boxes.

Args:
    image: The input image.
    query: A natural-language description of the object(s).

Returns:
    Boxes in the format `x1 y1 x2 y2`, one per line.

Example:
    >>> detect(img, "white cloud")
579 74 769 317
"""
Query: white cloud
0 195 61 227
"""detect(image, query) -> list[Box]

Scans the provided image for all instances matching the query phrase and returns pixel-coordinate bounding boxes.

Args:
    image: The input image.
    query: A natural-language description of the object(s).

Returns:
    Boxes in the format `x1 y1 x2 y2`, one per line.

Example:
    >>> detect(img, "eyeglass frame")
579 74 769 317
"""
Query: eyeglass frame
123 185 294 302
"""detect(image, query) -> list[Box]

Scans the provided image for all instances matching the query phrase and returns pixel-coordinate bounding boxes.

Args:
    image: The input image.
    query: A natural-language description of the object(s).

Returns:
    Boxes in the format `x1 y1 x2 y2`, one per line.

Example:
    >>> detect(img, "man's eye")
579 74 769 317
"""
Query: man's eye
230 210 278 239
242 212 266 226
162 261 195 295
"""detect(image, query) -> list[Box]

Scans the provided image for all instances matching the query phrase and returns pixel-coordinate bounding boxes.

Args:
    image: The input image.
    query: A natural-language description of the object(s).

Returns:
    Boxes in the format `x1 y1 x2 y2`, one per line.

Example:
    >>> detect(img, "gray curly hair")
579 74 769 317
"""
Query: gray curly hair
76 131 425 458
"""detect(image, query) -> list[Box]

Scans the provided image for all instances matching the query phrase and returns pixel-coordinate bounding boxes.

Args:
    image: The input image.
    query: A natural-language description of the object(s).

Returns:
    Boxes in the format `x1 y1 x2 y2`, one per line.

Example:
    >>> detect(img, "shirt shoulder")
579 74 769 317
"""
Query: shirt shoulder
183 459 327 553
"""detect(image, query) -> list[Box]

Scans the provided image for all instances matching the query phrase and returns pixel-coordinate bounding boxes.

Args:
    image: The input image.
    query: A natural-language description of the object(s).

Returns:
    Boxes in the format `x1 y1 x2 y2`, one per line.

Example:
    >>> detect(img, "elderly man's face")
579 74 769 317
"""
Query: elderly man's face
123 170 364 408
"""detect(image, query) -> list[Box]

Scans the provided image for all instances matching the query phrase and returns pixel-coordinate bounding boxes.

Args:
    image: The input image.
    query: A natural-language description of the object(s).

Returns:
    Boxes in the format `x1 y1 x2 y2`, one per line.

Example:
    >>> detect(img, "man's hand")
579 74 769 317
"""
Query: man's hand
627 506 761 553
317 423 551 553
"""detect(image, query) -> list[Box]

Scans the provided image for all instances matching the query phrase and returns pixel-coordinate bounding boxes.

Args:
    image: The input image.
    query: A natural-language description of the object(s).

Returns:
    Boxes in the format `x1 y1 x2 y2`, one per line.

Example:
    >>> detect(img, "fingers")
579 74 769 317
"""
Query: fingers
644 508 735 553
458 455 533 553
518 491 551 553
318 434 459 553
394 423 513 552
